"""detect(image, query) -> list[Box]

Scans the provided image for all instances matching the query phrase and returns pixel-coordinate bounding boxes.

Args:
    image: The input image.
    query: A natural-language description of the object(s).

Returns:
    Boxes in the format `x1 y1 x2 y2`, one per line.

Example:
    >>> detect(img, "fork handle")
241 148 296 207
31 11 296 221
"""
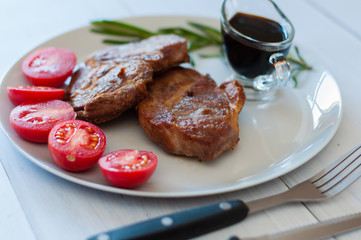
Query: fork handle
88 199 249 240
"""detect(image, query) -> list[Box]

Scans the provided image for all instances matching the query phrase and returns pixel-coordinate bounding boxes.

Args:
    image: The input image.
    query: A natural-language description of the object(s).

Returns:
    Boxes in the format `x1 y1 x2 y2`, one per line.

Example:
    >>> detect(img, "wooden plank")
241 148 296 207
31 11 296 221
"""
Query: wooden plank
0 154 36 240
0 136 315 240
124 0 361 209
277 1 361 238
122 0 221 18
0 1 316 239
305 0 361 40
1 0 361 239
0 0 130 81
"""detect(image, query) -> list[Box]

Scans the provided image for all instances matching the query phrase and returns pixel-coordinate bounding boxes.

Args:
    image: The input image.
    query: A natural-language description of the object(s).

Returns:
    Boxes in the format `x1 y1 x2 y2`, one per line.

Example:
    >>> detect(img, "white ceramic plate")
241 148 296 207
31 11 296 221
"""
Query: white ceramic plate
0 16 342 198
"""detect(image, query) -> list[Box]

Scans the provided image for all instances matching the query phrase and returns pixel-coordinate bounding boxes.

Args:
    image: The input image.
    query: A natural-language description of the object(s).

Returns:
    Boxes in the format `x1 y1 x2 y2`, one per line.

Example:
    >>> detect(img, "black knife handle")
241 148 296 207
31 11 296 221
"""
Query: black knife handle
88 199 249 240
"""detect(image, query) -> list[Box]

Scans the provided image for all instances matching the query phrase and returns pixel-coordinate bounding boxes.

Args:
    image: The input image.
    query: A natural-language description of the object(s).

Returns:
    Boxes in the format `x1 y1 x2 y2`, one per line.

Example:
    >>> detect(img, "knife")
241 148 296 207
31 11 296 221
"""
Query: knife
231 212 361 240
87 143 361 240
88 199 249 240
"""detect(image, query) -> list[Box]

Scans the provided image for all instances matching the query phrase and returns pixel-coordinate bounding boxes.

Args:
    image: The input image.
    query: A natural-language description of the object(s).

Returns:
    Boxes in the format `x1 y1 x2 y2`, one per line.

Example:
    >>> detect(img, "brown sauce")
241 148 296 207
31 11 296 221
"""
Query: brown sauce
222 12 290 79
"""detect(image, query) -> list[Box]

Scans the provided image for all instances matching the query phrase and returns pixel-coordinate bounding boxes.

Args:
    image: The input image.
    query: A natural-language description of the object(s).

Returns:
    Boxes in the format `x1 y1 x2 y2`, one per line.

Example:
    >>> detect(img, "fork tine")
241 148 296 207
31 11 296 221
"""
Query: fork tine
311 144 361 196
315 153 361 188
311 144 361 183
323 163 361 196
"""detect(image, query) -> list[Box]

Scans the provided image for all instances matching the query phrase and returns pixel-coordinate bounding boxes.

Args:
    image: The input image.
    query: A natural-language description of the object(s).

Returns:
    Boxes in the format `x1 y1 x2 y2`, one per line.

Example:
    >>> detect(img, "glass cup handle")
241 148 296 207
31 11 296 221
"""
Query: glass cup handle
253 53 291 92
269 53 291 86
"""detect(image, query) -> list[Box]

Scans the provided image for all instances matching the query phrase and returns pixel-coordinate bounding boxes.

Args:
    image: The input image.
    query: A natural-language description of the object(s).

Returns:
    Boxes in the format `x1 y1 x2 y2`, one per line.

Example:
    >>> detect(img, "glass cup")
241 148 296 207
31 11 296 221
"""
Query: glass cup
221 0 295 101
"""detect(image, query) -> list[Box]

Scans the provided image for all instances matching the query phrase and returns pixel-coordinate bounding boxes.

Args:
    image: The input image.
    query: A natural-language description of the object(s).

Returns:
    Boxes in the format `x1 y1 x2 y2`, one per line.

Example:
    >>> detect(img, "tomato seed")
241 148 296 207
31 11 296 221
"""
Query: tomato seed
90 135 99 141
86 127 94 133
56 139 66 144
65 123 75 128
89 143 97 149
66 155 76 162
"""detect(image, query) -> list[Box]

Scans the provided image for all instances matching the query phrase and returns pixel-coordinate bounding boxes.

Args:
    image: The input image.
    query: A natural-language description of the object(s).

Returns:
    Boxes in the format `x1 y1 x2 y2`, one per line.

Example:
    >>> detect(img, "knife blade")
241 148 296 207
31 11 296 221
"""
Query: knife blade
236 212 361 240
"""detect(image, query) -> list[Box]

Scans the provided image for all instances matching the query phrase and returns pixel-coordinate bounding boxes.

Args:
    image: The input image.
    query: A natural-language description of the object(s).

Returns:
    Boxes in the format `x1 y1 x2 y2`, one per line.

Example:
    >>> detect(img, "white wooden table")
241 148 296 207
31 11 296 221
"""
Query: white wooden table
1 0 361 239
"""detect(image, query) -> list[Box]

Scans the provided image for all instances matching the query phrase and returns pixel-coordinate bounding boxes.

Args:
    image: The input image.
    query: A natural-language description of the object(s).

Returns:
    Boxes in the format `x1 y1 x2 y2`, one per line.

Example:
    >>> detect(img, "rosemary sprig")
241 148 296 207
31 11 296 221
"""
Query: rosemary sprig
91 20 154 38
90 20 312 86
102 39 134 45
187 21 222 44
158 27 216 51
198 53 223 58
90 20 219 51
287 46 312 87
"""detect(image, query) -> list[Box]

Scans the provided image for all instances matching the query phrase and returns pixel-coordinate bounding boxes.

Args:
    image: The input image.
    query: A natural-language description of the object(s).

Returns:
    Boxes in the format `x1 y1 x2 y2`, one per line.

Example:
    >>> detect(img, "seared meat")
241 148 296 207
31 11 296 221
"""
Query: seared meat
68 60 153 123
67 34 189 123
137 67 246 160
86 34 190 72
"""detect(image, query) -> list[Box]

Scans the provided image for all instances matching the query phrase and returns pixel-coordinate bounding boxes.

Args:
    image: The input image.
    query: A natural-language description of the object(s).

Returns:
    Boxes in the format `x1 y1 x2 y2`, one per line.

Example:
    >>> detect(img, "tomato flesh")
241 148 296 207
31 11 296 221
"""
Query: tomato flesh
9 100 76 143
22 47 77 87
98 149 158 188
48 120 107 172
7 85 65 106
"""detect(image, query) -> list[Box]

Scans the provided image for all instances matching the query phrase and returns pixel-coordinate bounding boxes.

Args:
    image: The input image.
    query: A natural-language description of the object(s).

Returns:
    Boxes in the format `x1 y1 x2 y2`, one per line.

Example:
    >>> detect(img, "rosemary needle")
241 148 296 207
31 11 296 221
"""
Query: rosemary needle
90 20 312 86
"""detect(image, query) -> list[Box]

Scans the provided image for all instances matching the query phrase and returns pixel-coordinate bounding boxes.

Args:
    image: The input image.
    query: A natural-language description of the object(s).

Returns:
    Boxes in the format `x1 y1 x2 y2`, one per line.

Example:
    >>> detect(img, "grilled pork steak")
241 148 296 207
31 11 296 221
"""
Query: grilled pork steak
69 60 153 123
67 35 189 123
86 34 190 72
137 67 246 160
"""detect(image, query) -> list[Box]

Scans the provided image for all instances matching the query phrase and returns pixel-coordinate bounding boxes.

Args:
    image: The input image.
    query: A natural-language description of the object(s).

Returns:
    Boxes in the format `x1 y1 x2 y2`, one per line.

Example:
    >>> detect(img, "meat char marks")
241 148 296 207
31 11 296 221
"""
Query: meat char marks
138 67 246 160
68 60 152 123
67 34 189 123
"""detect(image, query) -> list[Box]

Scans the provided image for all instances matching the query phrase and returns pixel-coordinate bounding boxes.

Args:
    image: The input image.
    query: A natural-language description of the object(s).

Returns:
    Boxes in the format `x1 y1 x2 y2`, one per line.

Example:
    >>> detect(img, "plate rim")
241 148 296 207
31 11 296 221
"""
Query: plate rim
0 15 343 198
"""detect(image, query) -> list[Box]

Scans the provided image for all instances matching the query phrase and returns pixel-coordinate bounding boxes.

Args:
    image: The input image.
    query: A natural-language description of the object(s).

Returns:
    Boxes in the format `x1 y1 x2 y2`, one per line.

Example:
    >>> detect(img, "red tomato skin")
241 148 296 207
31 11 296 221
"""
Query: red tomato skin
22 47 77 87
48 120 107 172
7 86 65 106
98 149 158 188
9 100 76 143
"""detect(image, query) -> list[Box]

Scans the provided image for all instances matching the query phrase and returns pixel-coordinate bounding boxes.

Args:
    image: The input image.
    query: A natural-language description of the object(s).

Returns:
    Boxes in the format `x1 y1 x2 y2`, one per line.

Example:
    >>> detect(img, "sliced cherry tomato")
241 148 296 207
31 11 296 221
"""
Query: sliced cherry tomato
7 85 65 106
48 120 107 172
98 149 158 188
9 100 76 143
22 47 77 87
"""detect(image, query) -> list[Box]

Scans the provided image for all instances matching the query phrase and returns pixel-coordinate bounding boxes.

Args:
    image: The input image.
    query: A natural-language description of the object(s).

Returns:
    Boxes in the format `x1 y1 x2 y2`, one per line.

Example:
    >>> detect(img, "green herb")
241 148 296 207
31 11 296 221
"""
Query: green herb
158 26 216 51
91 20 154 38
187 21 222 44
198 53 222 58
101 39 134 44
90 20 312 86
287 46 312 87
90 20 219 51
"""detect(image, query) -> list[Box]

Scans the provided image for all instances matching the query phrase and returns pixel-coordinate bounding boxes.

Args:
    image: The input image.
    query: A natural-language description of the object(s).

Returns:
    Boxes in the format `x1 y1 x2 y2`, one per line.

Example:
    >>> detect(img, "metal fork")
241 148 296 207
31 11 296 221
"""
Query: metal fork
248 143 361 213
88 143 361 240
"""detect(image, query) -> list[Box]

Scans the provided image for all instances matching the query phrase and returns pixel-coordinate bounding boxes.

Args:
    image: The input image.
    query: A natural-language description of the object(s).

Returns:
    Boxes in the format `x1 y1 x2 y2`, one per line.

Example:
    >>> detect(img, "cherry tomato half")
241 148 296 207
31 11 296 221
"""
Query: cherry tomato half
48 120 107 172
9 100 76 143
98 149 158 188
7 85 65 106
22 47 77 87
